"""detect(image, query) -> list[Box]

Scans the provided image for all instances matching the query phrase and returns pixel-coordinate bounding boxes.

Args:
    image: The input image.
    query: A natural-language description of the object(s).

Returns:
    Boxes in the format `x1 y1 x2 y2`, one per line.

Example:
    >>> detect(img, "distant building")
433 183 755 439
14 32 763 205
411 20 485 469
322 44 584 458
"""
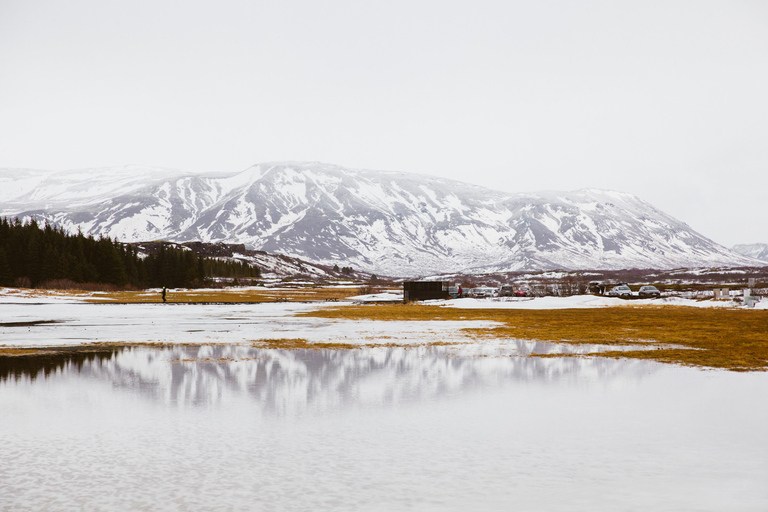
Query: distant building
403 281 449 301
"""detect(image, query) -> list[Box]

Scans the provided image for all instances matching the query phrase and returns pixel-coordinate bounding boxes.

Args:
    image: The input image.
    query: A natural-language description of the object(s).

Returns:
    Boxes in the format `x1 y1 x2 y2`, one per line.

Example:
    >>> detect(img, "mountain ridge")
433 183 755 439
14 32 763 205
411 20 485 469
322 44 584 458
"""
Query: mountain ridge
732 243 768 263
0 162 761 276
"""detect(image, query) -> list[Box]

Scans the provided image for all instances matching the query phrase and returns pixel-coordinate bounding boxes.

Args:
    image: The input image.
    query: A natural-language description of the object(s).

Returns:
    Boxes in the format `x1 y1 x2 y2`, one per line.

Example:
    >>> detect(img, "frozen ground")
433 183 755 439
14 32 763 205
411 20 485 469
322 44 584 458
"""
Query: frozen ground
0 287 675 354
0 287 87 304
0 288 763 351
3 286 762 308
437 295 765 309
346 290 404 302
348 291 764 309
0 299 656 355
0 300 496 348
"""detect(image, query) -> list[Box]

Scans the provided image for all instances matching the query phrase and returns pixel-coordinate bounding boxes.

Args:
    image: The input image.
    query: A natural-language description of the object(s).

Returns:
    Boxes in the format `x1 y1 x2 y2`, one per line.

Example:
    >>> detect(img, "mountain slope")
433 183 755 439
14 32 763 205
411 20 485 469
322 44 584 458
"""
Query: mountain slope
732 243 768 263
0 162 760 276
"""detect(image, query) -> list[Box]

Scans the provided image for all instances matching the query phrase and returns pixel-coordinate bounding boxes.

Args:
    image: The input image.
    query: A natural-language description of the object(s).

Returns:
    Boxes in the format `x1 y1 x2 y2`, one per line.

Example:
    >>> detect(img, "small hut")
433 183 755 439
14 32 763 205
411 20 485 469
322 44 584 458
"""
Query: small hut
403 281 449 301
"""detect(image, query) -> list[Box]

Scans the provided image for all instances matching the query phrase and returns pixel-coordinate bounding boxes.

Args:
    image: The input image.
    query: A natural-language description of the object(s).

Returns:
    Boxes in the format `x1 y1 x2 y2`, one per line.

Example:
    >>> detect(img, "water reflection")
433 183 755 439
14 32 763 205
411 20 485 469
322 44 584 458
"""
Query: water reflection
3 344 767 511
0 347 122 382
2 344 659 412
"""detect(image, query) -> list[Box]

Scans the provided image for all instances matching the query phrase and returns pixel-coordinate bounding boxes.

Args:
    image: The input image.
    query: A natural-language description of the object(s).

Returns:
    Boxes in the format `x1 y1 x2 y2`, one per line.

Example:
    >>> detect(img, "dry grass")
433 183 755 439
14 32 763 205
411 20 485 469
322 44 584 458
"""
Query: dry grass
299 304 768 371
169 357 259 363
0 342 147 356
0 341 218 357
5 285 385 303
78 287 365 303
254 338 361 350
251 338 462 351
0 347 60 357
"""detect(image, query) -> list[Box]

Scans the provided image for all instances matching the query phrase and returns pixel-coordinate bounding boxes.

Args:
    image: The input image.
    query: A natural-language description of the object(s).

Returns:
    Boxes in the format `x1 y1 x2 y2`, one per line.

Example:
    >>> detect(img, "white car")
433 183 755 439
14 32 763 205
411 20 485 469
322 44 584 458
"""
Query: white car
471 286 497 298
607 285 632 297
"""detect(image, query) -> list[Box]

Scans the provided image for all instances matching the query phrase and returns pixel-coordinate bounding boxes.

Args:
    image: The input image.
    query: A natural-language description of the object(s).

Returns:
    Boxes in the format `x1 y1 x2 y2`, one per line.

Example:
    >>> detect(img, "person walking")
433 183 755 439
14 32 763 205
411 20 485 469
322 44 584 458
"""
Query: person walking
161 286 167 303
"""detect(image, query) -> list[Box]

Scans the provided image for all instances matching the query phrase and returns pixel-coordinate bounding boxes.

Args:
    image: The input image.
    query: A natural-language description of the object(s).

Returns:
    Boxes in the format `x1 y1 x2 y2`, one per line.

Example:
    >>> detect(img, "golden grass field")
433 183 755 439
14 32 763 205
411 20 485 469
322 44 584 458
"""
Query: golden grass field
299 303 768 371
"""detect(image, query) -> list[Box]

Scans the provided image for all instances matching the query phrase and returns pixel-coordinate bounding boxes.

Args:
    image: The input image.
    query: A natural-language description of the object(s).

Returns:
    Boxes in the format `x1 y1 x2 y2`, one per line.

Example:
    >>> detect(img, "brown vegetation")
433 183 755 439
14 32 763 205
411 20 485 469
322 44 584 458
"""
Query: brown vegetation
254 338 361 350
252 338 460 351
299 304 768 371
78 286 369 303
38 279 130 292
356 284 381 296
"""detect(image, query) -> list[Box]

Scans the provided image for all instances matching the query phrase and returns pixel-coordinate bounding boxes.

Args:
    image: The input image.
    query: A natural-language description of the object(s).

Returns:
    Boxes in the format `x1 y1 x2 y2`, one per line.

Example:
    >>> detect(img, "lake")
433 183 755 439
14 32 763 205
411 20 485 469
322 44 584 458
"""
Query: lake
2 343 767 511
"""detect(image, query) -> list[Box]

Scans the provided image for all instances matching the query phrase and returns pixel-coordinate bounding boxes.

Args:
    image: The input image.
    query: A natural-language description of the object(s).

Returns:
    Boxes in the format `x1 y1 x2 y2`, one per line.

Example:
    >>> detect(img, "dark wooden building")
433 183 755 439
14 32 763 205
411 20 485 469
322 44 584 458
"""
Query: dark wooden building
403 281 449 301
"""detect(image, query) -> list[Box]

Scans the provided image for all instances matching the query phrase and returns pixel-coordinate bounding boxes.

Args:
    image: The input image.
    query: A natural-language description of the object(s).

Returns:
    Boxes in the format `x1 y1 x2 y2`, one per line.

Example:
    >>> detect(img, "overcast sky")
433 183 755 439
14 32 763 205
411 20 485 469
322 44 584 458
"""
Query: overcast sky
1 0 766 246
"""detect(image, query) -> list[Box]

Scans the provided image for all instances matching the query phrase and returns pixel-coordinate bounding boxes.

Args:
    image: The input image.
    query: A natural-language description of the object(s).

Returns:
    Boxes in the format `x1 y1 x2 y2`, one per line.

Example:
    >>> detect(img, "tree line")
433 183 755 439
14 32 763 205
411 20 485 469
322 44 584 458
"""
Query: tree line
0 217 260 289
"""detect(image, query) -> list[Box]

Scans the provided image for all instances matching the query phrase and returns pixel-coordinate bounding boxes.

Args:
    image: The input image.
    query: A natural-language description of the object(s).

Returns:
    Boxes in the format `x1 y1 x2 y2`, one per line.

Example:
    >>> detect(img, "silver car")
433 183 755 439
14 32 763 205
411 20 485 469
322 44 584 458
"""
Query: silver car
607 285 632 297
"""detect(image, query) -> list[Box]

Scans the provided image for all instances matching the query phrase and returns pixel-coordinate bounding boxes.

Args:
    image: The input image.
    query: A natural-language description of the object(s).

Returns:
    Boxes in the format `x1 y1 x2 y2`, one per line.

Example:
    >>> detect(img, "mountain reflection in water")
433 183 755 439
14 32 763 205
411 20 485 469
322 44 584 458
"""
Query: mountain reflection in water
2 344 656 412
3 344 768 511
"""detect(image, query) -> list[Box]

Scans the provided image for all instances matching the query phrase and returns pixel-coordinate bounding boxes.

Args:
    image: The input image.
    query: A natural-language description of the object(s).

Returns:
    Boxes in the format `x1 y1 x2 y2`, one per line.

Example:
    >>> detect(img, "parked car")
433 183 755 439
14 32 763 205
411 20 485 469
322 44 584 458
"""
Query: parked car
638 285 661 298
470 286 497 298
607 285 632 297
514 288 529 297
499 285 516 297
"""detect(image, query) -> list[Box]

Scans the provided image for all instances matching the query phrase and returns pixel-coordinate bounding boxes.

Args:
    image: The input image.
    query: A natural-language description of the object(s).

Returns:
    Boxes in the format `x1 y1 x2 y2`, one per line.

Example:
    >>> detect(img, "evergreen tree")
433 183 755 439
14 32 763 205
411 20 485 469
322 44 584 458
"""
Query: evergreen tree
0 217 261 289
0 248 11 286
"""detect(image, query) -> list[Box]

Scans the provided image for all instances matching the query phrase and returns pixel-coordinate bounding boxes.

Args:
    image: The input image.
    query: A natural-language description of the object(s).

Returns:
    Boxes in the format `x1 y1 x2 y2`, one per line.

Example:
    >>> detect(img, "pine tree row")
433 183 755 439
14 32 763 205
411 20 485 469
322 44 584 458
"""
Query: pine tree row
0 217 260 289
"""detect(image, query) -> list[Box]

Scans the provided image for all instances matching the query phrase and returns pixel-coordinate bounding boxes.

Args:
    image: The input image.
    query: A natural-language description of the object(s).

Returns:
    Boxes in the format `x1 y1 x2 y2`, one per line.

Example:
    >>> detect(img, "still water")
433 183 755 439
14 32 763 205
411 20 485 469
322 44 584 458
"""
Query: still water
2 345 767 511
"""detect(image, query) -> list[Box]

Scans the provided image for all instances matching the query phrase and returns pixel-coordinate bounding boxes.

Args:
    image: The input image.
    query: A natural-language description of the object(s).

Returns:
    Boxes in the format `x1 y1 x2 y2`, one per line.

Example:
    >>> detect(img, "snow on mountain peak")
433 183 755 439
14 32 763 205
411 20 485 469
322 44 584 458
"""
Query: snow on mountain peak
732 243 768 263
0 162 760 276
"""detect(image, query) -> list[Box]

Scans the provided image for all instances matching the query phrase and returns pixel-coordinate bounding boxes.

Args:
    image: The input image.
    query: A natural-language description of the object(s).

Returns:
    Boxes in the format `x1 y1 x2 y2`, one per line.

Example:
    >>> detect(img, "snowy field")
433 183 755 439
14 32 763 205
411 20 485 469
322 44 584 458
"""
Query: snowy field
0 295 647 355
346 288 766 309
1 287 764 350
0 300 498 348
438 294 767 309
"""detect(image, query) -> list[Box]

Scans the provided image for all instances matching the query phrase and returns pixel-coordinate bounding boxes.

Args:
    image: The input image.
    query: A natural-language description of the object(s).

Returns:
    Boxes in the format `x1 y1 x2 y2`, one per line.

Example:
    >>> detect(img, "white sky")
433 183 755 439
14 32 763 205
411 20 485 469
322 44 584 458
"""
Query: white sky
1 0 767 246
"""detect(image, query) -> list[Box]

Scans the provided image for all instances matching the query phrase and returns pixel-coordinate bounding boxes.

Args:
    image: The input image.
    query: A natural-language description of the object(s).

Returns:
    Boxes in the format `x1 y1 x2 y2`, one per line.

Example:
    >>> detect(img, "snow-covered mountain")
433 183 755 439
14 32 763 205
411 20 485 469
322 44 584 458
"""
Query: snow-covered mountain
0 162 761 276
732 243 768 263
